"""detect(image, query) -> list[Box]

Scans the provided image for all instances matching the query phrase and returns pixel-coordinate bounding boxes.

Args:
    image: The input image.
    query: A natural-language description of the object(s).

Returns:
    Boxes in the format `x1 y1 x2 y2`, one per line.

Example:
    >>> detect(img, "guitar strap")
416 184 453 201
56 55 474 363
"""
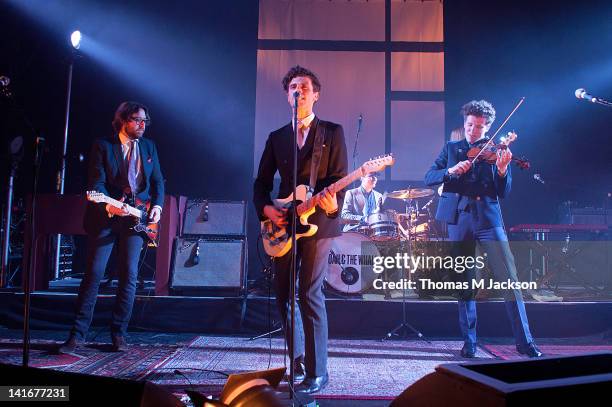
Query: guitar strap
309 120 326 195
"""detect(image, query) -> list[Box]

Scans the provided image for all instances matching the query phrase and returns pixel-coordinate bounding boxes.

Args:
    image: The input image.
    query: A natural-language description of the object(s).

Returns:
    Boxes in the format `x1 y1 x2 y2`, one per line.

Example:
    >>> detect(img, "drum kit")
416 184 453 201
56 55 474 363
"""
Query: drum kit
342 187 435 242
326 187 437 294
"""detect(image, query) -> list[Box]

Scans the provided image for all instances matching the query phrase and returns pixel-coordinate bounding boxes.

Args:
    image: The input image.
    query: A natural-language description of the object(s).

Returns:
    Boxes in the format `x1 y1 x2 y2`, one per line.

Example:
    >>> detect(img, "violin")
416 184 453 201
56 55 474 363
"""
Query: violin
467 131 530 170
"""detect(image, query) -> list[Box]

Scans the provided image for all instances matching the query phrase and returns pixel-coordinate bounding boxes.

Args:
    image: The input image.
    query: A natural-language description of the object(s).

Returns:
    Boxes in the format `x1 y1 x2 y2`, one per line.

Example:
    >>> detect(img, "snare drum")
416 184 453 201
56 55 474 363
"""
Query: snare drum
366 210 399 241
326 232 380 294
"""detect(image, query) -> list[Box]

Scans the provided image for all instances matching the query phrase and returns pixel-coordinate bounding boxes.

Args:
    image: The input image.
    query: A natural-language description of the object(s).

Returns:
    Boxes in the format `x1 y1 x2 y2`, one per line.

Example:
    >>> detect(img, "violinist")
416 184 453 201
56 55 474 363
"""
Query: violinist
424 100 543 359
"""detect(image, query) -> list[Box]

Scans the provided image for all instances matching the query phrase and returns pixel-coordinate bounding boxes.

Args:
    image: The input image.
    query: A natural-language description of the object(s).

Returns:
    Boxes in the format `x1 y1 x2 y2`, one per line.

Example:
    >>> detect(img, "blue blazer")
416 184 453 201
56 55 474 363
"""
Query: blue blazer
84 136 164 233
424 139 511 229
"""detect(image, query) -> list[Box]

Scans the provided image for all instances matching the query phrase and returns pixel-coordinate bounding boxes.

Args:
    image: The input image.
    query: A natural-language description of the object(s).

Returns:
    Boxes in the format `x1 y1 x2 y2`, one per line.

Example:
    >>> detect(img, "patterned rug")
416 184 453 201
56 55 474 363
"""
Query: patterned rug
0 338 185 380
480 343 612 360
10 336 608 400
145 336 493 399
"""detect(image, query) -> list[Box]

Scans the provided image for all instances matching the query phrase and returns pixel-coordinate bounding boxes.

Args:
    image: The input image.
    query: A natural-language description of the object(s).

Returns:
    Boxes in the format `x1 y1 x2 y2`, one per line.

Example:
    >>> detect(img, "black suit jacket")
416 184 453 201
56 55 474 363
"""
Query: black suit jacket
424 139 510 229
84 135 165 234
253 117 348 239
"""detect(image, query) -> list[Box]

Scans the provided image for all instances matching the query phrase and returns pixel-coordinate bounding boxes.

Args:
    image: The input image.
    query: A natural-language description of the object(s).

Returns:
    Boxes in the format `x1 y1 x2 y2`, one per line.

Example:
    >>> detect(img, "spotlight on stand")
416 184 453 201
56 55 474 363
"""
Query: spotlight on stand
71 30 81 50
53 29 82 281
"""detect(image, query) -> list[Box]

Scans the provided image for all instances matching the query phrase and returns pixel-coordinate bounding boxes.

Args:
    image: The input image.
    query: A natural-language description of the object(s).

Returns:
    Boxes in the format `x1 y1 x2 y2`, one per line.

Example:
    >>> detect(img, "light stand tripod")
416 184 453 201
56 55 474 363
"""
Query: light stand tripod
382 197 425 341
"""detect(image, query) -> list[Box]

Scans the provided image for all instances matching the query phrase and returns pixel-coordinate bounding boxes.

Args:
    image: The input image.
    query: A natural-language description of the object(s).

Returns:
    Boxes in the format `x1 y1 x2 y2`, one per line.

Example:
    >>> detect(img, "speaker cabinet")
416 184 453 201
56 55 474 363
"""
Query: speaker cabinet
391 353 612 406
170 237 246 294
182 199 246 237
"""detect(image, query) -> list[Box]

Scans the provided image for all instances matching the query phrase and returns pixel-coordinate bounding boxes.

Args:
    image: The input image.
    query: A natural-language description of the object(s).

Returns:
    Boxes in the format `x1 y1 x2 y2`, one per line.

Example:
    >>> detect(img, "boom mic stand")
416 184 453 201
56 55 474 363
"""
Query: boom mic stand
248 264 282 340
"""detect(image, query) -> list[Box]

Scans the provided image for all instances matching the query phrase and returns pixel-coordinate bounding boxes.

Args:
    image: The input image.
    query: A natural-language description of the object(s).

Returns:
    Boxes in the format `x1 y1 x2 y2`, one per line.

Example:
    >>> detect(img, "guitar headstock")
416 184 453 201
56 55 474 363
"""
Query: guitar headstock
86 190 107 203
360 154 395 176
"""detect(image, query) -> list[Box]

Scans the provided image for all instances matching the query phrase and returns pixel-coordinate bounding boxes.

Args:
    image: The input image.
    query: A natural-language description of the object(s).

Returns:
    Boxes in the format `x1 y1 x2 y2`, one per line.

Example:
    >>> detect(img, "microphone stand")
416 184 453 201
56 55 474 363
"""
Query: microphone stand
23 136 45 367
351 115 362 188
289 90 299 400
582 96 612 108
1 137 23 287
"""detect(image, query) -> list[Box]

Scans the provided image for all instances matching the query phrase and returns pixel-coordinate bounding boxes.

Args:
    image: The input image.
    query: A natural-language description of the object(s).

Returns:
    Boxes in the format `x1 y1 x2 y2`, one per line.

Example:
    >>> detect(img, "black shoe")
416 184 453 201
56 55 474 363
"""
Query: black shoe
294 358 306 382
517 342 543 358
111 334 128 352
295 374 329 394
57 336 81 354
284 357 305 382
460 342 477 358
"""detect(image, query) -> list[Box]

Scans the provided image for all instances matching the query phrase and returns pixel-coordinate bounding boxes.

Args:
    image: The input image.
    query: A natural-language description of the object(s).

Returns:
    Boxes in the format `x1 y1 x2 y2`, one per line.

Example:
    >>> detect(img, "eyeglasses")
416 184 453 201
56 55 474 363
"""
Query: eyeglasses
129 117 150 126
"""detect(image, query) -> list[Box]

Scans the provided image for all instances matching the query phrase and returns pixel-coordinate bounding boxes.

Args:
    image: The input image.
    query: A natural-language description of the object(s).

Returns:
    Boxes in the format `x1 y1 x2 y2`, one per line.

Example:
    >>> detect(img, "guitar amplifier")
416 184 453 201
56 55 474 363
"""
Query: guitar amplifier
170 237 246 293
182 199 246 237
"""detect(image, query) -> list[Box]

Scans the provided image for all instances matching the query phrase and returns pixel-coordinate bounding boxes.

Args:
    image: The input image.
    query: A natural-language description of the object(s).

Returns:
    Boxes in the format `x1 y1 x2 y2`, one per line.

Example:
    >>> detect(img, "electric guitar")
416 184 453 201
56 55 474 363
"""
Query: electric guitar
261 155 395 257
86 191 159 247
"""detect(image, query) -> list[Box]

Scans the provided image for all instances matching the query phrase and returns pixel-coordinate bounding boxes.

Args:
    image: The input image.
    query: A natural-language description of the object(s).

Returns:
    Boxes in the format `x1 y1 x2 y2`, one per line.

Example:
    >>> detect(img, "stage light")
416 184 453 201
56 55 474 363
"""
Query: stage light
71 30 81 49
185 368 288 407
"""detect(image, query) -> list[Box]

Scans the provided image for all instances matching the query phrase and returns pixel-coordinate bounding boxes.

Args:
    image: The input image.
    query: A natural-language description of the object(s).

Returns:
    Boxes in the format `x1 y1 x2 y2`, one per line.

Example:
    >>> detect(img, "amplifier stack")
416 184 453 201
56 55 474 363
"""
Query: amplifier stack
170 199 247 295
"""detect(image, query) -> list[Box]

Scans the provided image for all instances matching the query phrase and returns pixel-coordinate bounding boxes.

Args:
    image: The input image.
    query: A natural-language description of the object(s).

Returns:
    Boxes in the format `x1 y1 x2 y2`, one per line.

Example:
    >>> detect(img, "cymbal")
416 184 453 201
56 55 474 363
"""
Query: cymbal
386 188 434 200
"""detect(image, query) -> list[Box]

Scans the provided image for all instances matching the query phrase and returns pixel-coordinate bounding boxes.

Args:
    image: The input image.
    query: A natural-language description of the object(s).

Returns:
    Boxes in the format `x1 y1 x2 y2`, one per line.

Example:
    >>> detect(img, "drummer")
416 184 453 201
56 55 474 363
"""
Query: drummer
341 173 384 232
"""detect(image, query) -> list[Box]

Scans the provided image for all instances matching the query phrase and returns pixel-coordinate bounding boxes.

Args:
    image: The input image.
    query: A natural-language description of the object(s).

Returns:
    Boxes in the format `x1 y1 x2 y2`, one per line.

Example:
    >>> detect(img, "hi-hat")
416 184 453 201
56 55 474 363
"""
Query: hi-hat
386 188 434 200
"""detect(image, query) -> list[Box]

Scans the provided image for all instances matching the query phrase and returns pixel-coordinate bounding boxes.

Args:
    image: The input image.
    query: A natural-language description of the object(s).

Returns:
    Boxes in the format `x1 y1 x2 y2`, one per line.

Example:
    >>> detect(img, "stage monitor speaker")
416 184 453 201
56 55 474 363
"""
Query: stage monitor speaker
170 237 246 293
391 352 612 406
182 199 246 237
0 363 183 406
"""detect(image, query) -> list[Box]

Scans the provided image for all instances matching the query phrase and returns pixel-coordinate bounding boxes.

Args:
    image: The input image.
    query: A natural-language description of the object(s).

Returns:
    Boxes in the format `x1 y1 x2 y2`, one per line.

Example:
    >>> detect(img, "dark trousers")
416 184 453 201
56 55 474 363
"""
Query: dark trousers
273 236 332 377
70 218 144 340
448 210 533 347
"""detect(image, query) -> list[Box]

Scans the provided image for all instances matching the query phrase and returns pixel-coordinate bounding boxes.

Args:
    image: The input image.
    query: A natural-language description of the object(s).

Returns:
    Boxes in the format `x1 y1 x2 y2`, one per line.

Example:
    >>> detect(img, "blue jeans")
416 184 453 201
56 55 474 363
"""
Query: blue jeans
448 210 534 347
70 218 144 340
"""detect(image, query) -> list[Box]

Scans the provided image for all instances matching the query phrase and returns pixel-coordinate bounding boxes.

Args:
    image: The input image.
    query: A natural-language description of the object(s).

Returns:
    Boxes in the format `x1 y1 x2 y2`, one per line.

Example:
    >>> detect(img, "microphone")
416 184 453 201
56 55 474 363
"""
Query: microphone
293 91 300 98
0 76 9 87
357 114 363 133
575 88 596 102
533 173 545 184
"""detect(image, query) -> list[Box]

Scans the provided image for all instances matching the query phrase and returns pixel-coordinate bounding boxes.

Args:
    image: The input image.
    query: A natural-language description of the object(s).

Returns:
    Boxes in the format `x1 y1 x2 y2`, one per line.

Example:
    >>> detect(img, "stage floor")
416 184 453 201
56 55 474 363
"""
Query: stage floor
1 329 611 406
1 289 611 339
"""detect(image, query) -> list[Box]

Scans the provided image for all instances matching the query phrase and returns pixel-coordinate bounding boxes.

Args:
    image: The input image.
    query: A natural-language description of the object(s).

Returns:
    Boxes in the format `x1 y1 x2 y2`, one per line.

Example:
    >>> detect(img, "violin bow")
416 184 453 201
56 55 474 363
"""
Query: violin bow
469 97 525 165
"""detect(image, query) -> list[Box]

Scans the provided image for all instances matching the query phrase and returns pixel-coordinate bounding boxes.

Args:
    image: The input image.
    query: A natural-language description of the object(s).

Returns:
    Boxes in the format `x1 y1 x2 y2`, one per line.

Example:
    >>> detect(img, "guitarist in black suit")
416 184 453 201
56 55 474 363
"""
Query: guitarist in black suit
253 66 348 394
58 101 164 354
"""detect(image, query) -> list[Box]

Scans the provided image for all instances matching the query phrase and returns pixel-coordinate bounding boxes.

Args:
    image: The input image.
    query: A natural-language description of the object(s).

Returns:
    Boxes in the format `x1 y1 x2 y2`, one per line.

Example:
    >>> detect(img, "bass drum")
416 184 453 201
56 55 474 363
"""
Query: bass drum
326 232 380 294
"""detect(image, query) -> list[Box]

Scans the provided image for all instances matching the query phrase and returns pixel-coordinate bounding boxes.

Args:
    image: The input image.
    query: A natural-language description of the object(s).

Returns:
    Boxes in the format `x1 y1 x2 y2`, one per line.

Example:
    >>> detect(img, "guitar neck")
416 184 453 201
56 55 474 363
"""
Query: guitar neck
296 167 364 216
100 196 143 218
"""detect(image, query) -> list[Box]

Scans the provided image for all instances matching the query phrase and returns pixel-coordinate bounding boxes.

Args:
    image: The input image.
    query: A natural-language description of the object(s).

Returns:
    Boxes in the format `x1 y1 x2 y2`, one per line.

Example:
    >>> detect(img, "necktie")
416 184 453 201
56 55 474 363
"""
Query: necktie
127 139 139 194
364 191 375 216
297 122 305 149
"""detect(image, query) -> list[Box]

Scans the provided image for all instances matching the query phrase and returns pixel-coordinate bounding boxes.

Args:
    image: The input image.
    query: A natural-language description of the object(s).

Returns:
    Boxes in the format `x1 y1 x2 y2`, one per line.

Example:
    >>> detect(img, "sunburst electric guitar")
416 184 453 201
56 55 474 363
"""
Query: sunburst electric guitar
261 155 395 257
86 191 159 247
